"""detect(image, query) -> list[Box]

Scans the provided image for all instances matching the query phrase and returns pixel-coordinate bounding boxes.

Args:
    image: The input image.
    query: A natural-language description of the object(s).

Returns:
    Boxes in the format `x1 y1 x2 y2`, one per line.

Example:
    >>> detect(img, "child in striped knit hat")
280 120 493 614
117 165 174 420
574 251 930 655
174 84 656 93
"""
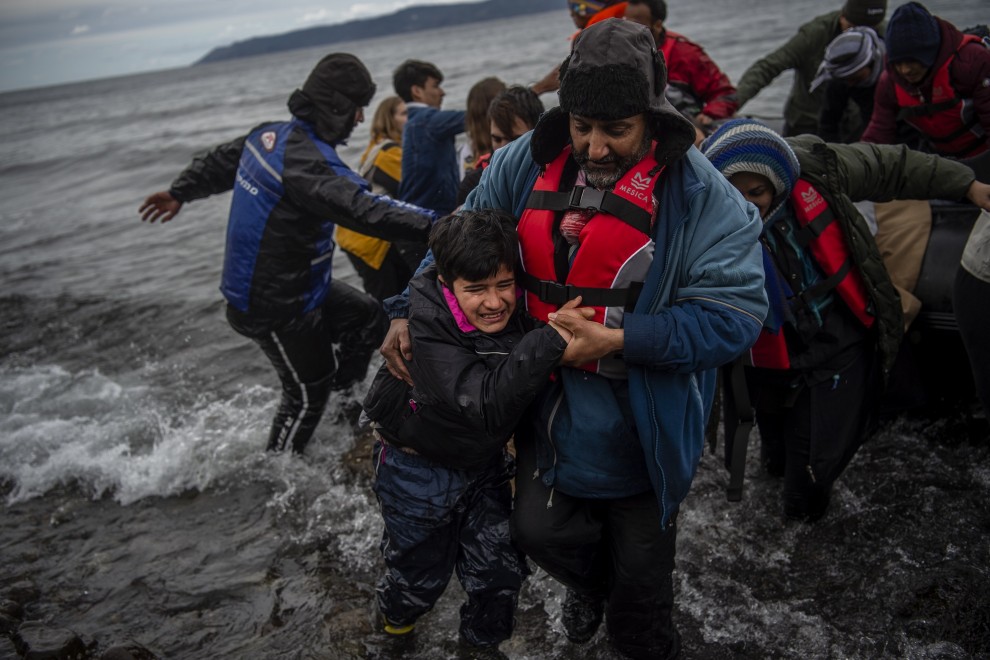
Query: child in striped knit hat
702 117 990 521
700 118 800 223
701 118 893 522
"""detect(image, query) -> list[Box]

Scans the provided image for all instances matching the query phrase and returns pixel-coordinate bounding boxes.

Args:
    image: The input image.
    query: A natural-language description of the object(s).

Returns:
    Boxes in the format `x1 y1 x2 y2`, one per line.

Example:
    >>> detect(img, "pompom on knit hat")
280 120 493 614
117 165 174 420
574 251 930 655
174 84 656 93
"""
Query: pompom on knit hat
841 0 887 27
885 2 941 67
700 119 801 220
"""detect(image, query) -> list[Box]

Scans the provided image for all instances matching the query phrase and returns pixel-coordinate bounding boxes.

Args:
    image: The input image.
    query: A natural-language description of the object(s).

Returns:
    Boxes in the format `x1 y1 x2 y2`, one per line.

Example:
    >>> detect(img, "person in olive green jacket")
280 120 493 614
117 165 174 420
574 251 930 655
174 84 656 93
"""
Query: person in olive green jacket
702 118 990 522
735 0 887 137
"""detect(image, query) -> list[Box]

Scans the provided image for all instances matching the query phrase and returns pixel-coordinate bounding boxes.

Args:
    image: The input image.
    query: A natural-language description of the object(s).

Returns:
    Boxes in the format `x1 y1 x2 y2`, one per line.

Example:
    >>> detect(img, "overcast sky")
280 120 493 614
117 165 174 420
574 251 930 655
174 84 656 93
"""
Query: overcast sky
0 0 469 93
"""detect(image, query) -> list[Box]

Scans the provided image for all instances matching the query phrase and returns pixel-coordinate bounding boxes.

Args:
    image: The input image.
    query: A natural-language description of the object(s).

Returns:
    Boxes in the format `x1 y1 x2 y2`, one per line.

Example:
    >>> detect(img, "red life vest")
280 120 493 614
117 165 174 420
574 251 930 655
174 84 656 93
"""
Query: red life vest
585 2 627 27
658 30 683 67
750 180 875 370
517 145 661 377
894 34 988 158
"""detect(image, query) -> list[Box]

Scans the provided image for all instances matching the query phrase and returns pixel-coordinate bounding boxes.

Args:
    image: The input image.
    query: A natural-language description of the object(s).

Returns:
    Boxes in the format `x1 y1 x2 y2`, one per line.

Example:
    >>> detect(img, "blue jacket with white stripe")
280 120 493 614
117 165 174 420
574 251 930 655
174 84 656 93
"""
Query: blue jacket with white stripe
472 133 768 526
169 118 434 319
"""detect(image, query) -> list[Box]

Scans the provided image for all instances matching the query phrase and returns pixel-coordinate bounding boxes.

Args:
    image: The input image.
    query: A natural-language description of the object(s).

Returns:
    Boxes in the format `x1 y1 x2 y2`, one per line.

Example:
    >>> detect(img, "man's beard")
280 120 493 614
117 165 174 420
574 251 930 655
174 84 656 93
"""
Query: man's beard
572 134 652 190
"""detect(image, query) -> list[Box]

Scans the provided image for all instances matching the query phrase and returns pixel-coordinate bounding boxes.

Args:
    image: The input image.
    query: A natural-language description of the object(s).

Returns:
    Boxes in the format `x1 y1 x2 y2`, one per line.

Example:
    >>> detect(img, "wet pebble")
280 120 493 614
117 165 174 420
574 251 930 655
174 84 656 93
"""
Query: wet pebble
99 641 160 660
13 622 87 659
0 598 24 635
3 581 39 606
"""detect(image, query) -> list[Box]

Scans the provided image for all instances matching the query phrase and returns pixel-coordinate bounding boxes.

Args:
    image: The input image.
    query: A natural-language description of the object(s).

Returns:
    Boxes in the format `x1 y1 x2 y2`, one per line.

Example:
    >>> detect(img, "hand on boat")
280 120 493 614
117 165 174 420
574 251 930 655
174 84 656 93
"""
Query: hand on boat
965 179 990 212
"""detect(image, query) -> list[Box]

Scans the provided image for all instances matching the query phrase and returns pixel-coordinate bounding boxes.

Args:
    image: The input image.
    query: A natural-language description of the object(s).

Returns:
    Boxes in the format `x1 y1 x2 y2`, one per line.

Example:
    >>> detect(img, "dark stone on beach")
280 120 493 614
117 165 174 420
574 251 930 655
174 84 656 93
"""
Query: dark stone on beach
0 612 21 635
13 622 87 659
3 580 40 606
333 399 364 428
0 598 24 633
100 641 160 660
340 428 377 489
1 637 20 659
0 598 24 618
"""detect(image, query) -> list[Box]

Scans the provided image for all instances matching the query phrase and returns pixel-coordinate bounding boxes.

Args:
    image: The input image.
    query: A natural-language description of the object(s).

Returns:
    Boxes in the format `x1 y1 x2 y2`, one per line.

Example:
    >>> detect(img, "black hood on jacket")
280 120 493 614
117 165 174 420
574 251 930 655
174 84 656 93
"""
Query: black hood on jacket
531 18 695 169
287 53 376 144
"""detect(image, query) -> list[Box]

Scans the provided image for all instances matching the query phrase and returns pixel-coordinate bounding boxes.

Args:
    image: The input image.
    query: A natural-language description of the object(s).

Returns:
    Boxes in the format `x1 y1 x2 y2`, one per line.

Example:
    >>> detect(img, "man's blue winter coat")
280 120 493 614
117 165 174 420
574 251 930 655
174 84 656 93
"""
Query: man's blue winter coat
462 133 768 526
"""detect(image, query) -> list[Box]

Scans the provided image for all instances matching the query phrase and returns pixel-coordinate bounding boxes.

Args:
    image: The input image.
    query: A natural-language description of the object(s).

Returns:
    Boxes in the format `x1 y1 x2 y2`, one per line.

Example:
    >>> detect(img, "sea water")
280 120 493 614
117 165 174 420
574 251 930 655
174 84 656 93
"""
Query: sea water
1 1 988 658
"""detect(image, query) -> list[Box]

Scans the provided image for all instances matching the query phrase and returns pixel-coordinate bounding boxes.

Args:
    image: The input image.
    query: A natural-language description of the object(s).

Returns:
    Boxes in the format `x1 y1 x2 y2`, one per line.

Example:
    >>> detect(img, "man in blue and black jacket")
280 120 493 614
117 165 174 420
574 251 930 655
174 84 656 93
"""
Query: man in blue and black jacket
139 53 435 454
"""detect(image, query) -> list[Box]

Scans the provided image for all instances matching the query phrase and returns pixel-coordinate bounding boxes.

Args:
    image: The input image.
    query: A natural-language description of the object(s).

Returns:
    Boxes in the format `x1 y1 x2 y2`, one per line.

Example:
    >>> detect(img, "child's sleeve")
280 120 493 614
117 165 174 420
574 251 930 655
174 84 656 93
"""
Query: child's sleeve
409 323 566 440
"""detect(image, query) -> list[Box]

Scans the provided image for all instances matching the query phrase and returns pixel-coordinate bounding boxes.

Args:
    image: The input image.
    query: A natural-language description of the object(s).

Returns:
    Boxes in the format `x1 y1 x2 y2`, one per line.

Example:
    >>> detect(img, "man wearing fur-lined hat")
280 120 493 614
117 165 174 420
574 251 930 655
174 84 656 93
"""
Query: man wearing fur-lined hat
380 19 767 658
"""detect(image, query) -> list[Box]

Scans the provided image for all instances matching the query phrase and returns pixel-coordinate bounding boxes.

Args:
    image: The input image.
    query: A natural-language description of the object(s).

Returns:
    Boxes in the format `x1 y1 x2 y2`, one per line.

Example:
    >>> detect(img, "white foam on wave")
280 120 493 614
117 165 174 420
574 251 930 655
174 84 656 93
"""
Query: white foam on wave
0 364 381 560
0 363 278 505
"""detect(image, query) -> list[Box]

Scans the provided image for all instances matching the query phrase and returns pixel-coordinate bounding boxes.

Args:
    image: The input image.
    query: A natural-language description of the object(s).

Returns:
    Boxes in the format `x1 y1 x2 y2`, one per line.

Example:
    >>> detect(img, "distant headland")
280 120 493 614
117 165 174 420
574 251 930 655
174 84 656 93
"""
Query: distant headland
195 0 561 65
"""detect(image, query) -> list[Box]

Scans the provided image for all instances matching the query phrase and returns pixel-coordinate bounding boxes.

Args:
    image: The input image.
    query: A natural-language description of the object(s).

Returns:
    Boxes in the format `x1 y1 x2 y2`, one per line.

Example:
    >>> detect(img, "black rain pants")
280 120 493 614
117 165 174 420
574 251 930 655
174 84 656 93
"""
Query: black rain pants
510 431 681 660
745 344 879 521
372 440 528 647
226 280 387 453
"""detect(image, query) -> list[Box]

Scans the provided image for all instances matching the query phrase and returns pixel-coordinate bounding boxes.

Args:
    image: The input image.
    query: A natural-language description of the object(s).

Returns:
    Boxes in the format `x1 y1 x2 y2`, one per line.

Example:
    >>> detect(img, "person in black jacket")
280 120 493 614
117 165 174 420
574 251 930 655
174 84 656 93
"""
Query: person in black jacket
361 209 591 649
138 53 435 454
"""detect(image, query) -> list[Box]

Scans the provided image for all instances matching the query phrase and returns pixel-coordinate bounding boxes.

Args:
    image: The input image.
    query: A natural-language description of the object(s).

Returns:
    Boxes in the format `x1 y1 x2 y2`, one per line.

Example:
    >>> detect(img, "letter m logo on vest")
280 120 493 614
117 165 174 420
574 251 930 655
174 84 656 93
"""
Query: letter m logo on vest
629 171 653 191
799 185 824 213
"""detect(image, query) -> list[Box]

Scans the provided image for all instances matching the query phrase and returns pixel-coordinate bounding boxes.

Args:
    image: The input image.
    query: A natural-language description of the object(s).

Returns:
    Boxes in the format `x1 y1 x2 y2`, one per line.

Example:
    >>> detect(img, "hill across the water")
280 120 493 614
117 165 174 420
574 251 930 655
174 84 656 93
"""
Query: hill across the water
195 0 562 65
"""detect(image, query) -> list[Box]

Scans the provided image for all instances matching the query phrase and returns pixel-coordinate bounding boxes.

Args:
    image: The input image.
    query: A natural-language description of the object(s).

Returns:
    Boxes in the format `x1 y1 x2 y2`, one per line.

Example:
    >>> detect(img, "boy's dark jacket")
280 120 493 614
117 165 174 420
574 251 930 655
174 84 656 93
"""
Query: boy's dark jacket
363 265 566 471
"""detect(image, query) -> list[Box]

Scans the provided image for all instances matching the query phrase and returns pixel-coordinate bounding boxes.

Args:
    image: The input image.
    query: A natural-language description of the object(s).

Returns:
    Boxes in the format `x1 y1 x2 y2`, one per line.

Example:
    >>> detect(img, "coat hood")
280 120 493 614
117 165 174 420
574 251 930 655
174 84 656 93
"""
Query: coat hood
287 53 376 144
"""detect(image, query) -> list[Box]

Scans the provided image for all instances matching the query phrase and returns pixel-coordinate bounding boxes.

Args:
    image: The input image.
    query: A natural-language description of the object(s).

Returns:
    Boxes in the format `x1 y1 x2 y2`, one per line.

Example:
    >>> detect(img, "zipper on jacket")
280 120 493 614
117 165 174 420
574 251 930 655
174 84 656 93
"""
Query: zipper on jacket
545 385 564 478
648 212 685 312
644 221 686 526
532 383 564 505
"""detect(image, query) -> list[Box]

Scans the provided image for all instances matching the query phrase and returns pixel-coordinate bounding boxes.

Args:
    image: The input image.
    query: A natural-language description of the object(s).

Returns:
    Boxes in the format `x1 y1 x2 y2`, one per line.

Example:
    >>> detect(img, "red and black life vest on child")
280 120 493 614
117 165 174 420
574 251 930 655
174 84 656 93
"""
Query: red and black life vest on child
750 180 875 370
517 144 662 378
894 33 988 158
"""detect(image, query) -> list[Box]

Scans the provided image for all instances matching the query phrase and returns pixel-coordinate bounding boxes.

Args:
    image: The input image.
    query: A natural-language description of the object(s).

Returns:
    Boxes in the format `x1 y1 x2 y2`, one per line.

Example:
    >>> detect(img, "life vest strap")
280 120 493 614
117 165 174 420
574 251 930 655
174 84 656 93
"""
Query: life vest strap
925 119 982 145
897 100 981 155
897 97 959 120
791 258 852 311
520 272 643 310
925 136 985 158
369 166 398 192
526 187 653 236
791 209 836 248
